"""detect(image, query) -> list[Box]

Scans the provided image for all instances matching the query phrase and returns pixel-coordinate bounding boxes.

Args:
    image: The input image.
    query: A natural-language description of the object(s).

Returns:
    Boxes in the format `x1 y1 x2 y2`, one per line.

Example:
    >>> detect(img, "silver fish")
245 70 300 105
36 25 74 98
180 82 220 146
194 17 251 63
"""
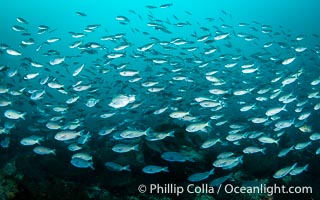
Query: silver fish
273 163 297 179
142 165 169 174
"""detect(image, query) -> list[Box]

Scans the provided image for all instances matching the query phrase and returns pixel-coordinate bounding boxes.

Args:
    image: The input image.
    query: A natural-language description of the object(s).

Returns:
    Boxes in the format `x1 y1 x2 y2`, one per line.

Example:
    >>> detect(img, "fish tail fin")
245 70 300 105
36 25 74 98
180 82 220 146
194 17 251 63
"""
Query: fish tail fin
162 167 169 172
276 139 280 147
145 127 151 135
132 144 139 151
37 137 44 145
51 149 56 155
167 131 175 137
206 120 212 128
291 162 298 170
304 164 309 171
238 155 244 164
89 163 95 170
261 148 267 154
78 130 85 136
82 131 91 138
282 104 287 112
21 112 27 120
123 165 131 172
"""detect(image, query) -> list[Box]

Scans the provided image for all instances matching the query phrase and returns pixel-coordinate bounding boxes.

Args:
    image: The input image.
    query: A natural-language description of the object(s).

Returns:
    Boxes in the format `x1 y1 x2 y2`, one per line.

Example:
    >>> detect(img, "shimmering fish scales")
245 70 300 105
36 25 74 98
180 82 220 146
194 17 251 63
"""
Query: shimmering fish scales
243 146 266 154
201 138 221 149
186 121 211 133
49 57 65 65
112 144 139 153
289 164 308 176
71 157 94 170
258 136 280 145
73 64 84 77
146 131 174 141
250 117 268 124
24 72 40 80
68 143 82 152
54 130 83 141
309 133 320 141
273 163 297 179
6 48 22 56
30 89 46 101
109 94 135 109
214 33 229 40
4 109 26 120
98 126 117 136
116 16 129 22
213 156 243 169
20 135 44 146
282 57 296 65
153 106 169 115
294 141 311 150
137 42 155 52
278 145 294 157
72 152 92 161
33 146 56 155
217 152 234 159
119 70 139 77
17 17 28 24
169 111 190 119
46 122 61 130
274 119 295 130
266 105 286 116
187 169 215 182
120 127 150 139
142 165 169 174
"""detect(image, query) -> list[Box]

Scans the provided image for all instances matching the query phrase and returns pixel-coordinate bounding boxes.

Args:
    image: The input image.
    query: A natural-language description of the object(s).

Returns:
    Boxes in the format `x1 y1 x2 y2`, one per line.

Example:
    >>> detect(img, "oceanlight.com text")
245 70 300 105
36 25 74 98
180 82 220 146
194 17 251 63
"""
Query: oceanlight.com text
138 183 312 196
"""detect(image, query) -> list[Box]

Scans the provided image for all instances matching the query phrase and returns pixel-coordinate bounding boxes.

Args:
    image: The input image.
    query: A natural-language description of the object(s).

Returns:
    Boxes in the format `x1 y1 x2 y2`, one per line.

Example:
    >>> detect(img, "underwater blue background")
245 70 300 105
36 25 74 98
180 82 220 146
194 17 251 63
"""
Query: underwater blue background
1 0 320 38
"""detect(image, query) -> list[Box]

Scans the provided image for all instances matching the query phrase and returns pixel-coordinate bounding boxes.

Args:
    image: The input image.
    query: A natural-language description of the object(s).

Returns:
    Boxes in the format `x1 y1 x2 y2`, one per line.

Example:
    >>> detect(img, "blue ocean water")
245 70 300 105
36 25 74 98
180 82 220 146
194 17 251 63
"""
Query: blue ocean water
0 0 320 199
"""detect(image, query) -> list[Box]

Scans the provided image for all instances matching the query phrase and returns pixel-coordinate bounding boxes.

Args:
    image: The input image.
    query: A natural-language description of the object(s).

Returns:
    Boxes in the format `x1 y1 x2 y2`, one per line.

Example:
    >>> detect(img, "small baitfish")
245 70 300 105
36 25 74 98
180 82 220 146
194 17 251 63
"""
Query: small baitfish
33 146 56 155
4 109 26 120
289 164 308 176
186 121 211 133
112 144 139 153
273 163 297 179
243 146 266 154
71 157 94 170
213 156 243 170
120 128 150 139
20 135 44 146
54 130 83 141
187 169 215 182
161 151 194 162
105 162 131 172
142 165 169 174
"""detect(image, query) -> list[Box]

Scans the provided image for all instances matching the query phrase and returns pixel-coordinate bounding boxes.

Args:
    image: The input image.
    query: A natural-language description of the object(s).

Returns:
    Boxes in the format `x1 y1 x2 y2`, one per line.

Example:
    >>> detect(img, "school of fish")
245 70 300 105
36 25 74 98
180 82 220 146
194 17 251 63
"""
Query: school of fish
0 3 320 186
